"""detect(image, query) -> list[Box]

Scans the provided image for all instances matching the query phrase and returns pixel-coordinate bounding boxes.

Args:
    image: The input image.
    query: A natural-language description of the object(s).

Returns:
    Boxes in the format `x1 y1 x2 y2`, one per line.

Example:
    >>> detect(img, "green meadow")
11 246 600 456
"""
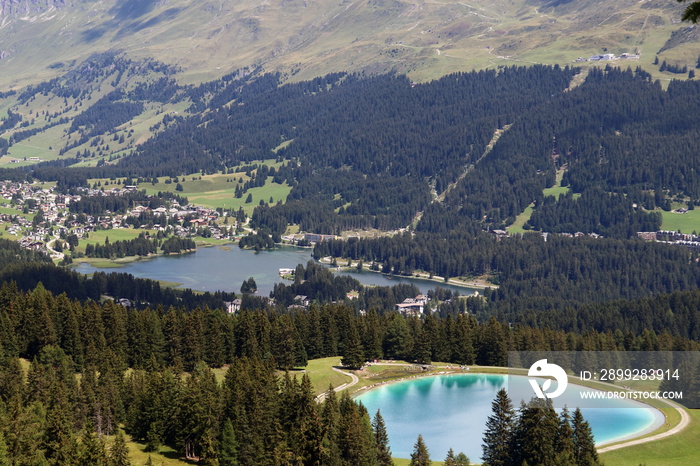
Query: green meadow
508 203 535 234
660 209 700 234
73 228 156 254
600 409 699 466
98 161 292 213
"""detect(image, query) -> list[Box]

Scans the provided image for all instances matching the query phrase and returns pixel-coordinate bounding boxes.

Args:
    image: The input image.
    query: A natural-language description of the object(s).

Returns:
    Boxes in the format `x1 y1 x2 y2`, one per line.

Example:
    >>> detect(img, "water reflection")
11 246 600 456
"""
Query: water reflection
356 374 662 461
75 245 480 295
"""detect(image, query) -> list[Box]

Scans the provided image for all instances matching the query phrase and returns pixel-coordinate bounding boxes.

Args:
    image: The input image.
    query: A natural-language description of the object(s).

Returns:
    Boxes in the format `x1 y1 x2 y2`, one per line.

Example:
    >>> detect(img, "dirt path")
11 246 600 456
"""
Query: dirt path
315 367 359 402
597 399 690 453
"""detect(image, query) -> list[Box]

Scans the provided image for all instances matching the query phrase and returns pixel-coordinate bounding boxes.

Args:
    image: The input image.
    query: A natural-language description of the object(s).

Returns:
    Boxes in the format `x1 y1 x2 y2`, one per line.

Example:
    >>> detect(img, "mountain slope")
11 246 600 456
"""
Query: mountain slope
0 0 696 90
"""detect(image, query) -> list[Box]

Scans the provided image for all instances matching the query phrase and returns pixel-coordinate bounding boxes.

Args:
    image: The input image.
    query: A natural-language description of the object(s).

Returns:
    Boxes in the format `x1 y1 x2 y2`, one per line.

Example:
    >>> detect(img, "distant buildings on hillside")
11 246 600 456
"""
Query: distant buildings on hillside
574 52 639 63
638 230 700 250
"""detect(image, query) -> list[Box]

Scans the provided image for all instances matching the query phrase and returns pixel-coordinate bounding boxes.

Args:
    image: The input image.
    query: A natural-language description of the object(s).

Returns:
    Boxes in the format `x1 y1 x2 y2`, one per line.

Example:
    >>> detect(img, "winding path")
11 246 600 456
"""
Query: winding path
315 367 359 402
597 399 690 453
316 364 691 453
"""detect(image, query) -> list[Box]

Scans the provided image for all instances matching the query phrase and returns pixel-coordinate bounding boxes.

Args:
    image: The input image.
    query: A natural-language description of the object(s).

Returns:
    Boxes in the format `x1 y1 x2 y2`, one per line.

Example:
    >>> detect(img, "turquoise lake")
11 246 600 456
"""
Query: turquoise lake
74 245 479 296
354 374 664 461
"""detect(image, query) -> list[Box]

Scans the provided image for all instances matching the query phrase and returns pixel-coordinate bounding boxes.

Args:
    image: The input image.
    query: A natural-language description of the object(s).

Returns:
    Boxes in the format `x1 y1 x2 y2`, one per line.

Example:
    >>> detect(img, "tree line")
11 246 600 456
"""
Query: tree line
2 281 698 376
313 232 700 328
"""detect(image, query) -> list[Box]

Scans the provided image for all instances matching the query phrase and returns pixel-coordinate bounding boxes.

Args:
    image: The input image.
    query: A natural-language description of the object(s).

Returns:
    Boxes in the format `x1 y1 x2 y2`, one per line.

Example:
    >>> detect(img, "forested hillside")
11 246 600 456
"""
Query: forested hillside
3 64 700 294
0 279 698 462
0 2 698 464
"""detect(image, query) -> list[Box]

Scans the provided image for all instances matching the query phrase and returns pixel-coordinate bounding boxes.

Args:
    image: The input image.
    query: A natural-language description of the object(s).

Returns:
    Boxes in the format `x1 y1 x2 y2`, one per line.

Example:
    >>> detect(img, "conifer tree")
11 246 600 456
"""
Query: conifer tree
320 385 343 465
409 434 431 466
512 398 560 466
481 388 514 466
219 419 240 466
445 448 470 465
572 408 600 466
338 391 376 465
79 423 108 466
44 376 78 465
412 325 432 364
294 374 324 464
108 430 131 466
555 407 576 465
445 448 457 466
373 410 393 465
272 314 301 370
0 431 9 466
341 321 365 369
0 357 24 407
383 314 413 360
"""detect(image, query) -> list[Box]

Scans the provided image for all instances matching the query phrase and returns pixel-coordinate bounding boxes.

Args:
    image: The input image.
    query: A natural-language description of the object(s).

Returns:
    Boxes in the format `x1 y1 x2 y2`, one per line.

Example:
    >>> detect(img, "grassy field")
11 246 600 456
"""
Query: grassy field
601 409 699 466
542 185 571 199
660 209 700 234
0 206 32 220
94 160 293 212
508 203 534 234
298 357 352 395
188 178 291 212
95 433 194 466
73 228 156 254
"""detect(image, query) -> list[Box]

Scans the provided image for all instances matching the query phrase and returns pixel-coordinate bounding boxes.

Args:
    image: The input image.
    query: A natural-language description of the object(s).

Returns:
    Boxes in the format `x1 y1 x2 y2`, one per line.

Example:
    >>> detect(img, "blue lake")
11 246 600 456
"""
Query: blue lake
74 245 479 296
355 374 664 461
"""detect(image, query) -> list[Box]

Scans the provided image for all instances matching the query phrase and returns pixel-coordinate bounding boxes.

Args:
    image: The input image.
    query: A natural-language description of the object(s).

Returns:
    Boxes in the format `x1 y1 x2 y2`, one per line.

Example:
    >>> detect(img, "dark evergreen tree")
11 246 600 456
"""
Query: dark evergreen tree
341 321 365 369
409 434 431 466
555 407 576 465
373 410 393 466
0 431 8 466
108 430 131 466
445 448 470 465
219 419 240 466
481 388 514 466
383 315 412 361
511 398 560 466
79 424 108 466
572 408 600 466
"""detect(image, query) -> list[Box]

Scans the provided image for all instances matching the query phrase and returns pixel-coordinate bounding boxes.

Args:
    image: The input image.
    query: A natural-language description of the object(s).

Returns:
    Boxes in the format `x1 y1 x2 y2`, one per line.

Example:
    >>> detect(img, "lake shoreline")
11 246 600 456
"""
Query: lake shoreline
317 256 494 291
354 369 667 457
350 363 668 448
73 244 483 295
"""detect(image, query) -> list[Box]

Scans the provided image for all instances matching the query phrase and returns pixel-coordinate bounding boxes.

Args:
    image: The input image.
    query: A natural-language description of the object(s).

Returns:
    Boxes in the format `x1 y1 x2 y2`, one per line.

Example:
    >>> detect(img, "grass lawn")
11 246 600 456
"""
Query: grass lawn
660 209 700 234
542 185 570 198
187 178 291 212
393 458 447 466
298 357 352 395
120 166 291 212
120 435 195 466
508 203 534 234
193 236 233 247
600 408 699 466
74 228 156 254
0 205 32 220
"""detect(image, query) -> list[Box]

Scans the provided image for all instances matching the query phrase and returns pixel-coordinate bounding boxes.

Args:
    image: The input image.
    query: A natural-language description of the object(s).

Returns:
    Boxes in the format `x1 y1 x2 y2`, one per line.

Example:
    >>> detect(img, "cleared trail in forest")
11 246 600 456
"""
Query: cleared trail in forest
404 124 511 230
